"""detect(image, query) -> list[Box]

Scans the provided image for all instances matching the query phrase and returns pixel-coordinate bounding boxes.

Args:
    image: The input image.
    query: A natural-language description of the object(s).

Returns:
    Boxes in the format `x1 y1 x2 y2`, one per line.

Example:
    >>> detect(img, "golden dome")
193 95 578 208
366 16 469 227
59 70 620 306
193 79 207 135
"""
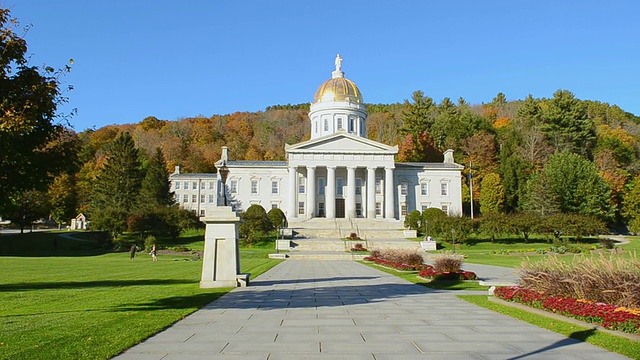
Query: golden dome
313 76 363 103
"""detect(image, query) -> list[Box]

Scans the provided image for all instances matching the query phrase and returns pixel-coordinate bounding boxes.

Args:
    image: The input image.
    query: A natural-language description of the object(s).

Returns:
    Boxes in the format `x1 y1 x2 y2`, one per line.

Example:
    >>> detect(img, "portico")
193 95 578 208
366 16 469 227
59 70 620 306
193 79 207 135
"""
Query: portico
286 159 397 220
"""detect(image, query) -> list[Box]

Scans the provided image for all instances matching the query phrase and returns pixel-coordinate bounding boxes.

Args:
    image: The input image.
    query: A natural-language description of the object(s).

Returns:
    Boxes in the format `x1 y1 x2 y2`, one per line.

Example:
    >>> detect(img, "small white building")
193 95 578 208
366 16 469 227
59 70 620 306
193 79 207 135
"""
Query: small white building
171 56 463 221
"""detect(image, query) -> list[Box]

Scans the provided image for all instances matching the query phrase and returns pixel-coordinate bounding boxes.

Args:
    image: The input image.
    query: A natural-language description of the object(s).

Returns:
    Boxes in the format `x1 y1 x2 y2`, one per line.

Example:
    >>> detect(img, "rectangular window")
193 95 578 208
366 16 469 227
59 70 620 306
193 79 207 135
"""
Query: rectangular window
421 182 429 196
375 202 382 216
441 182 449 196
208 194 215 203
318 202 325 217
315 121 318 133
401 203 407 216
192 181 197 190
271 203 278 209
401 182 408 196
337 118 343 129
182 194 188 203
349 118 355 132
421 204 429 212
318 177 325 195
356 203 362 217
375 177 382 194
298 176 305 194
336 178 344 196
175 182 181 190
200 181 206 190
324 119 328 131
441 204 449 215
200 194 205 203
355 178 362 195
251 180 258 194
209 181 215 190
175 194 180 203
192 194 197 203
298 201 305 215
200 210 205 217
230 180 238 194
184 181 189 190
271 181 278 194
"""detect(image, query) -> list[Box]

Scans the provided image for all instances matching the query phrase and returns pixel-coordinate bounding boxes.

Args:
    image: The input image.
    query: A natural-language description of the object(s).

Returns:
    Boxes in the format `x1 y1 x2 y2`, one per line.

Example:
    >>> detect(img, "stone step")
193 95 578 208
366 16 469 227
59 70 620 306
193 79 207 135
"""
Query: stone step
287 251 368 260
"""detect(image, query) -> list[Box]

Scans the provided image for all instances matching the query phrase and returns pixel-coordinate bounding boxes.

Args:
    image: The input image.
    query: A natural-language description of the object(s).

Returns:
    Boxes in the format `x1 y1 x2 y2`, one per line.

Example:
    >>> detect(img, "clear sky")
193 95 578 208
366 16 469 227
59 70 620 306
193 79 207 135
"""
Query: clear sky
8 1 640 131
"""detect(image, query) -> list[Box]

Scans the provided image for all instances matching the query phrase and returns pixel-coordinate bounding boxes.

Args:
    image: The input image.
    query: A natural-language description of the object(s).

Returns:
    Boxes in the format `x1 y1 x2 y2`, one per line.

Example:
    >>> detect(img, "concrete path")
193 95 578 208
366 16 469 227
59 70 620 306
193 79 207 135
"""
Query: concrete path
113 260 630 360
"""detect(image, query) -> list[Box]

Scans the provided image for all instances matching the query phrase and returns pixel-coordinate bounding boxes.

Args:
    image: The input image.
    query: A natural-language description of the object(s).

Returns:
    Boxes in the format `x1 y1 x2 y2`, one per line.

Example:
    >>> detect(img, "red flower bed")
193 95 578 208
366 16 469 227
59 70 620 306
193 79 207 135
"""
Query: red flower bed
418 268 478 281
363 256 433 271
494 286 640 334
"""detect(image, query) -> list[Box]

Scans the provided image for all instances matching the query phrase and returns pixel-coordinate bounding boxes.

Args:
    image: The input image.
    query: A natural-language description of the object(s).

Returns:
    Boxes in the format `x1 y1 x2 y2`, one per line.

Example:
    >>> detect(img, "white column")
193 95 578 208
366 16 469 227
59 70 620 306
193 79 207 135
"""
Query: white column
384 166 395 219
288 166 297 219
306 166 316 219
366 166 376 219
326 166 336 218
346 166 356 219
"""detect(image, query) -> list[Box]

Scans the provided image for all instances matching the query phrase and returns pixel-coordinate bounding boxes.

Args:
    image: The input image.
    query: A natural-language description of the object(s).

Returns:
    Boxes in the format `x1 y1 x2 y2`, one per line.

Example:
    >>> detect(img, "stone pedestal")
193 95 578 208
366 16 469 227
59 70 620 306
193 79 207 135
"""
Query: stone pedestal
200 207 249 288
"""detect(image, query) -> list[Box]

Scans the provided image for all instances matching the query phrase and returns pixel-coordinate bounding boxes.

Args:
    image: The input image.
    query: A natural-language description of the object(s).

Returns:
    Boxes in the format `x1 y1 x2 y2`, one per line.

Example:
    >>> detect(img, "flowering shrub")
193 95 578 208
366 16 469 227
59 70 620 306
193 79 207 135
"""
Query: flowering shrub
419 268 478 280
363 256 433 271
494 286 640 334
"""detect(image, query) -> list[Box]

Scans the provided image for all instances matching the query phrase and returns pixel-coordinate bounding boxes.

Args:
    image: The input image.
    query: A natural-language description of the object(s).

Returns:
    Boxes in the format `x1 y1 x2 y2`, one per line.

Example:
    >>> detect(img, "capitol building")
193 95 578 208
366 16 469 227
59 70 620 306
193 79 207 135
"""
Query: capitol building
170 56 463 223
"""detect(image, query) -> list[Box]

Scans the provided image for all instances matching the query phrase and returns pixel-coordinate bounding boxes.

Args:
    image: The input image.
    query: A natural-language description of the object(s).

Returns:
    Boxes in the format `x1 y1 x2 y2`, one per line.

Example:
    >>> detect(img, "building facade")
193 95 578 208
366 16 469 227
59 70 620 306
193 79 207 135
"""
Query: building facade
172 56 463 220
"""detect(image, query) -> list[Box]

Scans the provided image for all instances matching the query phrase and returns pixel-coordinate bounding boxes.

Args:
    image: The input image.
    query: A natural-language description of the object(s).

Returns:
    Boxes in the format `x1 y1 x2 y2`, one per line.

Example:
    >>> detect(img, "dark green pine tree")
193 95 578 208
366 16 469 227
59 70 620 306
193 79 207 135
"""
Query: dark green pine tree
139 147 174 209
399 90 435 138
90 132 143 239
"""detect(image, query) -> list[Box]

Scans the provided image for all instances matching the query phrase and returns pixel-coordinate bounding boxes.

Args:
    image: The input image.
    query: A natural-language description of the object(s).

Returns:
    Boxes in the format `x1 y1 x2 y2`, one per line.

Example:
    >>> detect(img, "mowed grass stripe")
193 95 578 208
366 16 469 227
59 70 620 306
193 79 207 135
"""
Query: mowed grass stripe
0 251 281 359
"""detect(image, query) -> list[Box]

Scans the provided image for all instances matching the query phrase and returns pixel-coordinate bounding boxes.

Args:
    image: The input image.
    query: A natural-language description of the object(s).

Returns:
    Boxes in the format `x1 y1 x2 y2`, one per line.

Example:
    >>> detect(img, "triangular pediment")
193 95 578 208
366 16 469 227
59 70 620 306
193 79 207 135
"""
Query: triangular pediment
286 132 397 154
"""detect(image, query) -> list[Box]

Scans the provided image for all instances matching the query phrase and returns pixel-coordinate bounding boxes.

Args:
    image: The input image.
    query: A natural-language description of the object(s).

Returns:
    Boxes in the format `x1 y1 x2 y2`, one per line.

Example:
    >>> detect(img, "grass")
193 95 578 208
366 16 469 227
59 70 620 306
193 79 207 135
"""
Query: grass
360 261 489 291
0 230 283 360
458 295 640 359
426 235 640 268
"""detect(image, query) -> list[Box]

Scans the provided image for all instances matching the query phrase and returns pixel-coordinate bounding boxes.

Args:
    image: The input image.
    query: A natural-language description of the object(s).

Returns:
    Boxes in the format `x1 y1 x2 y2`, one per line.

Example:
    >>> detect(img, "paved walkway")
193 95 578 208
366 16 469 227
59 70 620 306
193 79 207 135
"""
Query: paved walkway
114 260 630 360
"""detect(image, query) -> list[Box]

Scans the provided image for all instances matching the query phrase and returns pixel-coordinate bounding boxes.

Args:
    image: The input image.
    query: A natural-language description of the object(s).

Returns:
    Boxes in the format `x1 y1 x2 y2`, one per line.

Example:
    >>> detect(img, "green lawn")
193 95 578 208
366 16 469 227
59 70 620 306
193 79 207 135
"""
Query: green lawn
0 231 282 360
427 235 640 268
459 295 640 359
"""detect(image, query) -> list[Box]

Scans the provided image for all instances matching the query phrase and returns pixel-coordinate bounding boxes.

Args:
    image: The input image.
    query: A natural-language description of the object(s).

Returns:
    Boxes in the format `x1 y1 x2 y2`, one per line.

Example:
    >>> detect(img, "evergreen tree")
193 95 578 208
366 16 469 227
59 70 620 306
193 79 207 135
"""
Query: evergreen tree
139 148 174 209
90 132 142 239
541 90 595 156
399 90 435 137
622 177 640 233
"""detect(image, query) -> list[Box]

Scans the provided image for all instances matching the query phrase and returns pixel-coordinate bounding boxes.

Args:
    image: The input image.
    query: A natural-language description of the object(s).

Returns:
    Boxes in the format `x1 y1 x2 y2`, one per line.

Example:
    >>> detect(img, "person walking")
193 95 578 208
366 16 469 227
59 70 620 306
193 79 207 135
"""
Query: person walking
150 244 157 262
130 244 136 260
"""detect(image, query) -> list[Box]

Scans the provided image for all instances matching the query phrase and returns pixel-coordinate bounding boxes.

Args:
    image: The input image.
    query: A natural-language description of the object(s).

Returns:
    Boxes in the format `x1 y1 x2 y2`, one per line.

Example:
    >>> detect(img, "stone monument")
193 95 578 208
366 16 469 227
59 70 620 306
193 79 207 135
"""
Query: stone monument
200 207 250 288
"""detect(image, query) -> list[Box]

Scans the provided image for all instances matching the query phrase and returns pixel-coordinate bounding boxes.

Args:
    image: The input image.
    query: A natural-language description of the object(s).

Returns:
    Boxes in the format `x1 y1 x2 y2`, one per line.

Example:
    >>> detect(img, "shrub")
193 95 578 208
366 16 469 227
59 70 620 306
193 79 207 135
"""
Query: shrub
351 243 367 252
346 232 360 240
370 248 381 259
599 238 615 249
373 248 424 266
404 210 421 231
519 253 640 308
144 235 156 251
421 207 447 236
267 208 287 230
239 204 269 238
433 252 464 273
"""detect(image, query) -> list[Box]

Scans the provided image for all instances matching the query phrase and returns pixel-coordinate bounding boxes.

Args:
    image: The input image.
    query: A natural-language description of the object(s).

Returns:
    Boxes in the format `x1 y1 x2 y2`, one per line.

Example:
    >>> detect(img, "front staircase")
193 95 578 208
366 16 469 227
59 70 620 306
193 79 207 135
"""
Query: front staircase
278 218 422 260
287 217 411 240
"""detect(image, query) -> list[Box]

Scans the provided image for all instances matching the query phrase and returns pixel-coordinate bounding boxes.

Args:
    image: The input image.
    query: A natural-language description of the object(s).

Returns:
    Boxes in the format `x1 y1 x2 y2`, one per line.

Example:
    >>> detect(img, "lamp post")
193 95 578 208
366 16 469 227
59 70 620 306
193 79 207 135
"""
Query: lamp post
218 163 230 207
469 161 474 220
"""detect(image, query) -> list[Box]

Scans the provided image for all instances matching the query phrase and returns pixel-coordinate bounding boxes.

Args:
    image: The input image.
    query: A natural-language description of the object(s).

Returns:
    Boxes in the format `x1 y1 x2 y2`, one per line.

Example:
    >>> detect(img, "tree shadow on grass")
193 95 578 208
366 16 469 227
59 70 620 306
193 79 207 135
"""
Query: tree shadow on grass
115 292 228 311
0 279 195 292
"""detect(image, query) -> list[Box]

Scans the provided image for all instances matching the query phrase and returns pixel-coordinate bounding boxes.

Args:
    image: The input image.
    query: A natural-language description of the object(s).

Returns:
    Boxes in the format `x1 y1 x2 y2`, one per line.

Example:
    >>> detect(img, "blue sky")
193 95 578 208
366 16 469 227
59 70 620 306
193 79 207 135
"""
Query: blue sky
9 1 640 131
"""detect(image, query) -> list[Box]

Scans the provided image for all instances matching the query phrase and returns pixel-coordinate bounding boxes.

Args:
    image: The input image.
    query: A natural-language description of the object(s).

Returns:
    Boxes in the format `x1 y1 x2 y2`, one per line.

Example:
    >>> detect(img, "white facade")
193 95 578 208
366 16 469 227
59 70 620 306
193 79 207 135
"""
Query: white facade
170 166 219 217
173 56 463 220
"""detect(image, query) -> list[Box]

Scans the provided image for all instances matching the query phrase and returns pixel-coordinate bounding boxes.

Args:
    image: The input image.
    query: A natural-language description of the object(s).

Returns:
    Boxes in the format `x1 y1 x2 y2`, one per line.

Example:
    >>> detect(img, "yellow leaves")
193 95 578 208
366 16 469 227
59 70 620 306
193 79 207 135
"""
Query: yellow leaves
493 117 510 129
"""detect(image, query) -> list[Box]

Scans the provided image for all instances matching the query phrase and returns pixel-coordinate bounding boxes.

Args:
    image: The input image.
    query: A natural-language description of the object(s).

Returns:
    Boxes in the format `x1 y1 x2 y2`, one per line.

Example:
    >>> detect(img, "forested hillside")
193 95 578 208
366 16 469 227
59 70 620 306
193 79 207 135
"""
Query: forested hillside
70 89 640 230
